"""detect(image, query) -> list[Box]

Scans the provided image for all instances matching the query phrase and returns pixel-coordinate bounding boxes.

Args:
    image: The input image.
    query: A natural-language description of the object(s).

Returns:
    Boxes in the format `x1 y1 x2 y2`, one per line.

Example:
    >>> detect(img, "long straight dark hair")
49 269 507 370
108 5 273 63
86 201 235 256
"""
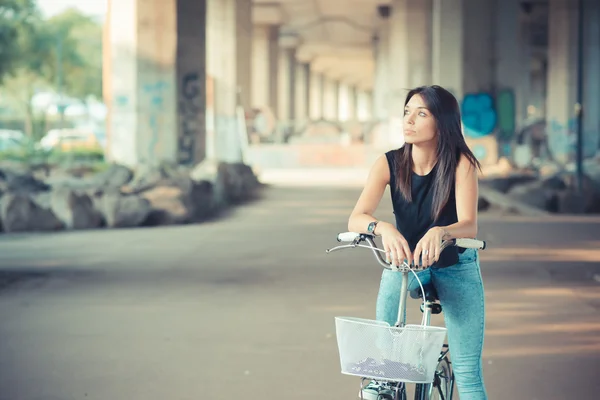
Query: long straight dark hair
393 85 482 220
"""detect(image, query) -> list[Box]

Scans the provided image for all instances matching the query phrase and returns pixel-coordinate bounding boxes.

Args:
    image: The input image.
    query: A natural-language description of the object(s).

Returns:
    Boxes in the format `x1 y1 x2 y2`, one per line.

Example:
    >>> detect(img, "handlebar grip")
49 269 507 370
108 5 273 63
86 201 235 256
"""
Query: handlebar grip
454 238 486 250
337 232 360 242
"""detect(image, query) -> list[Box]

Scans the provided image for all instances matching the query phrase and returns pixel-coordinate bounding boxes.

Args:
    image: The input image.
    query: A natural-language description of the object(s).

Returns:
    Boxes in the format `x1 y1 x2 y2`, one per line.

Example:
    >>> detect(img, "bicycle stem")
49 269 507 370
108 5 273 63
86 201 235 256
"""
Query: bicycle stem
395 270 410 328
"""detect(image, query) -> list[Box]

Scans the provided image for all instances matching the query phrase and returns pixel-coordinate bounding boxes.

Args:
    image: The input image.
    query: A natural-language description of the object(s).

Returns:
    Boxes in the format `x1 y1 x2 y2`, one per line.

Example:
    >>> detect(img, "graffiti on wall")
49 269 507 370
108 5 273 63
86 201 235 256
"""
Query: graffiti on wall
461 92 498 164
178 72 203 165
142 80 168 164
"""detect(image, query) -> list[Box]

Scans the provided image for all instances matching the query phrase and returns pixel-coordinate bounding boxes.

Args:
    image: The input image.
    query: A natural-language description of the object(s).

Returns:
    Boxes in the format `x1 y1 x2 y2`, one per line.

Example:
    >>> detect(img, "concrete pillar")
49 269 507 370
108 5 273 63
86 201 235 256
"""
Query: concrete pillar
294 62 310 122
388 0 433 116
494 0 526 156
235 0 252 110
323 78 338 121
176 0 208 165
105 0 179 167
338 83 350 122
206 0 247 162
357 90 373 122
432 0 462 95
583 0 600 154
277 45 296 122
251 24 279 113
546 0 580 163
373 16 390 121
309 71 324 120
348 86 358 121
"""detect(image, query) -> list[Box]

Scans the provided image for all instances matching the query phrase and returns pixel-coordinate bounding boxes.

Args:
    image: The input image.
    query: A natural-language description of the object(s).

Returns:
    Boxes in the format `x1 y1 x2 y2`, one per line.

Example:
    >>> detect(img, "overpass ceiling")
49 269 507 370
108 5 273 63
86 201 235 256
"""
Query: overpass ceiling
253 0 390 90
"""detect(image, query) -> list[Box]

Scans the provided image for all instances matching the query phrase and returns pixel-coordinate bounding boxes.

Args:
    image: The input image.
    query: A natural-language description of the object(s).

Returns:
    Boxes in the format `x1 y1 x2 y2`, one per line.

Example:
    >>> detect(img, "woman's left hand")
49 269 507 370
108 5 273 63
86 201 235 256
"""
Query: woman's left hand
413 227 447 268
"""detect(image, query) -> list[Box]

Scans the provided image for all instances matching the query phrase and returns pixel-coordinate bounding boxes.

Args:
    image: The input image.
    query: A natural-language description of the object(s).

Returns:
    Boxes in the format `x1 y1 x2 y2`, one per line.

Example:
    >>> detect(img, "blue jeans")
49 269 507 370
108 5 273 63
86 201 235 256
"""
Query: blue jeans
375 248 488 400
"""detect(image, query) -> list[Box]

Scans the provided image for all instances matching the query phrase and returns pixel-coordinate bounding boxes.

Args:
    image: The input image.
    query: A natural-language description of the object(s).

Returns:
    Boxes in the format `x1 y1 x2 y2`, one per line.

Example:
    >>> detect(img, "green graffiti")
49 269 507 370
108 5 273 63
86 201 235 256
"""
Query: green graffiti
496 89 515 141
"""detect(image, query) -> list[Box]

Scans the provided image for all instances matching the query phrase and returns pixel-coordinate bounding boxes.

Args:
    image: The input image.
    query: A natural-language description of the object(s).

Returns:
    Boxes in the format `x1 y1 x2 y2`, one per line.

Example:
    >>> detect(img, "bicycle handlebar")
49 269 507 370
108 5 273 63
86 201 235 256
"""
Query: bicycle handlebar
326 231 486 271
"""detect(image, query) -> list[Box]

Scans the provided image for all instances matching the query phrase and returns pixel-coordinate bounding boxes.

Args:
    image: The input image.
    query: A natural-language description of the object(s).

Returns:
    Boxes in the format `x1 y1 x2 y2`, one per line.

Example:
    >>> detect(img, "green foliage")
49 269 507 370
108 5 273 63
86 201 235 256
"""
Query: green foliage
0 0 39 81
0 5 102 102
46 9 103 99
0 142 105 167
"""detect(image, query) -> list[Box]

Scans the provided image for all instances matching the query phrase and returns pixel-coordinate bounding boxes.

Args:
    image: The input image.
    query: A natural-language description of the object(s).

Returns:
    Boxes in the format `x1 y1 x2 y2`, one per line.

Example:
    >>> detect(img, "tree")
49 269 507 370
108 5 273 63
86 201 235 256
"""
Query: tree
0 0 39 82
46 9 103 100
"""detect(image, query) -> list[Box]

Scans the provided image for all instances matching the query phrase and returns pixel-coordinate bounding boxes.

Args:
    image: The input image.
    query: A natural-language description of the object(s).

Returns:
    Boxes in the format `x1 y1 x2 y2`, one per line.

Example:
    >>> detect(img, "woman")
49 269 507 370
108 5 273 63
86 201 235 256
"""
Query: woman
347 85 487 400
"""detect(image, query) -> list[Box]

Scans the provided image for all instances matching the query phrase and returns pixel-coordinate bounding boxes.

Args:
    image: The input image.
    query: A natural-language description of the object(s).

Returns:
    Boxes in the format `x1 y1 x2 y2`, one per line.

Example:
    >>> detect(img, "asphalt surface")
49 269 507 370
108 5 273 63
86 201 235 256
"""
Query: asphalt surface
1 180 599 400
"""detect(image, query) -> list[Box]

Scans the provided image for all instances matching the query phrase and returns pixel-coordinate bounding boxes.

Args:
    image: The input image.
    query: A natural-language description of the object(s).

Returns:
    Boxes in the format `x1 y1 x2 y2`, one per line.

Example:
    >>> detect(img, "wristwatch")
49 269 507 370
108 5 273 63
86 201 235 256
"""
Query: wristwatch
367 220 379 235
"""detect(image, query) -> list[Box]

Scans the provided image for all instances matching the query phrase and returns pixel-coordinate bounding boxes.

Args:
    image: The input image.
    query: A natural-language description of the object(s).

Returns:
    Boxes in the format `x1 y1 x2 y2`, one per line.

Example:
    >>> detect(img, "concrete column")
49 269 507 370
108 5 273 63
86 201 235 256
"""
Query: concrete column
294 62 310 122
546 0 579 163
338 83 350 122
105 0 178 167
251 24 279 113
432 0 462 95
277 45 296 122
309 71 323 120
494 0 526 156
357 90 373 122
373 17 390 121
583 0 600 154
176 0 207 165
235 0 252 110
348 86 358 121
207 0 242 162
388 0 433 116
323 78 337 121
432 0 495 98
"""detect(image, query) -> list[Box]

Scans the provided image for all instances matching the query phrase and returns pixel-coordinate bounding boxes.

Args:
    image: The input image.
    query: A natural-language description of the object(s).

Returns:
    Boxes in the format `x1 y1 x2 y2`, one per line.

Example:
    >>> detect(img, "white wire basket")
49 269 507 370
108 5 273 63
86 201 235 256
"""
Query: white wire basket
334 317 447 384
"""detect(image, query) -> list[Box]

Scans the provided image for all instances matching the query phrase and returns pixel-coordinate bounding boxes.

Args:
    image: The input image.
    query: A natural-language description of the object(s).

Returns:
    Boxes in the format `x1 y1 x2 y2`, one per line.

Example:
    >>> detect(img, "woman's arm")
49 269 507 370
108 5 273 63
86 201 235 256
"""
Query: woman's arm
441 153 479 239
347 155 390 233
348 154 412 266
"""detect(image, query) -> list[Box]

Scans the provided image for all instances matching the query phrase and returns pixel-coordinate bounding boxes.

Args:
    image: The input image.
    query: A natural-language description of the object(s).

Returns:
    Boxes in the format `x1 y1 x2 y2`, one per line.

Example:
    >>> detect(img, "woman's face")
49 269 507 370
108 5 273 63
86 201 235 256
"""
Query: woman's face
403 94 438 145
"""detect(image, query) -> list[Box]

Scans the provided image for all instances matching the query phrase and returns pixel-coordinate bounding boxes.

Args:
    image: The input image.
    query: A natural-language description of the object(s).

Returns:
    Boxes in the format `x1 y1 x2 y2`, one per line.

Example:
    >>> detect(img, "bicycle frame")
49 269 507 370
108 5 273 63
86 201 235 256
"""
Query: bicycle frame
326 232 485 400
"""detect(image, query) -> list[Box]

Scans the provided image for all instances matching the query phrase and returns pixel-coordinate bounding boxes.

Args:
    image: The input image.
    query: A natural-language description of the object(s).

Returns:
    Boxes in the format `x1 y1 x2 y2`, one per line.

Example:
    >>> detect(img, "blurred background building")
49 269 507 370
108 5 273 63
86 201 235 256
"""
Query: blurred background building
1 0 598 173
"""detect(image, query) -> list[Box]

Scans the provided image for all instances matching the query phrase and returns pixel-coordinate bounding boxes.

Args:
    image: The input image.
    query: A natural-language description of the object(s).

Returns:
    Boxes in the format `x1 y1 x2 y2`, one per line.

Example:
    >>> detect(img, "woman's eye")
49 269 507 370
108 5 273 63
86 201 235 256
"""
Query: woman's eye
419 112 427 117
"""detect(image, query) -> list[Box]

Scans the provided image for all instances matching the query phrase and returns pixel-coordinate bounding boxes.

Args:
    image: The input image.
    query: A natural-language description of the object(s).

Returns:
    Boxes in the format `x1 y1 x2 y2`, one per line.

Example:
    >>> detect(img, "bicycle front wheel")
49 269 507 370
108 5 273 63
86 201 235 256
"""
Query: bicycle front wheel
428 357 453 400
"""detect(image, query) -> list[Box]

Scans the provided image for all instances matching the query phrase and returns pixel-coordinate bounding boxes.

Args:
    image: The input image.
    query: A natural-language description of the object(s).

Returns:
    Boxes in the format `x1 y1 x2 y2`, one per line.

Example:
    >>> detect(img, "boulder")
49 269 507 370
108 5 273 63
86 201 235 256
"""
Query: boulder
0 167 50 194
92 188 152 228
47 187 104 230
480 173 538 193
190 159 260 206
508 180 558 212
0 193 63 233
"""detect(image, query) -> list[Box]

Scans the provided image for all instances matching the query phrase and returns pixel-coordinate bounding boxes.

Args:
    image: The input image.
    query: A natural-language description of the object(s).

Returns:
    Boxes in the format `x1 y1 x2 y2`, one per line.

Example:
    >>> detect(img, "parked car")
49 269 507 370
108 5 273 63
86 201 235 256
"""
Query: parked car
0 129 27 152
39 128 102 152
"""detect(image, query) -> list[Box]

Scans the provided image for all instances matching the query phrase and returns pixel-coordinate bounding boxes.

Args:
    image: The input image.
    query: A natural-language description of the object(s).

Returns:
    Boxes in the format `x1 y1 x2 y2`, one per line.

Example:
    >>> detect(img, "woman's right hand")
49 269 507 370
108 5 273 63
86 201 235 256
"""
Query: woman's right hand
377 222 412 268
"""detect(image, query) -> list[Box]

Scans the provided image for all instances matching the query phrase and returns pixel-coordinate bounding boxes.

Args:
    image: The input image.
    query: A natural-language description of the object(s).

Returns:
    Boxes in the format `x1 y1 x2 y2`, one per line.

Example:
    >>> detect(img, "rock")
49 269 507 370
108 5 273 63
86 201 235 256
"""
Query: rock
477 196 491 211
89 164 133 188
44 163 134 192
92 188 152 228
556 191 586 214
506 180 558 212
140 185 191 225
191 160 260 205
480 185 551 216
47 187 103 230
480 173 538 193
0 168 50 194
0 193 64 233
217 162 260 203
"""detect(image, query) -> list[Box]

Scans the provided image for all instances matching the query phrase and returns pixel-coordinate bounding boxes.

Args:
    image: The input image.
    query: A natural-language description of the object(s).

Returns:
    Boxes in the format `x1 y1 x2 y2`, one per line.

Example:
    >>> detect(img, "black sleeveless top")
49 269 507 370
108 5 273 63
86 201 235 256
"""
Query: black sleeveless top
385 149 461 268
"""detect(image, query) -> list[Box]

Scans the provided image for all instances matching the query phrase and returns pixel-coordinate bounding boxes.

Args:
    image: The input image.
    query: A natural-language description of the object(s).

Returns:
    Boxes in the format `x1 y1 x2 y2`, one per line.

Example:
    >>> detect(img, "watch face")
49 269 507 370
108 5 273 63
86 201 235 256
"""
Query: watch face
368 222 375 233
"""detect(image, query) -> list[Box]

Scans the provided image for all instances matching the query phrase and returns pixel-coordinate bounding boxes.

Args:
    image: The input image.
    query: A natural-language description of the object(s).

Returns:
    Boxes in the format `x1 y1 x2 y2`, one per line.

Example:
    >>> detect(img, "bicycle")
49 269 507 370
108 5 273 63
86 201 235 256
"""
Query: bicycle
326 232 487 400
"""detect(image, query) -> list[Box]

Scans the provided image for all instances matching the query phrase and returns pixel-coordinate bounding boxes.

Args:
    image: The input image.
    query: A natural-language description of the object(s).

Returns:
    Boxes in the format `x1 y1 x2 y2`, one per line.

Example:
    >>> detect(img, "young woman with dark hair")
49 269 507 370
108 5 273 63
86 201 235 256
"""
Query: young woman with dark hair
348 85 488 400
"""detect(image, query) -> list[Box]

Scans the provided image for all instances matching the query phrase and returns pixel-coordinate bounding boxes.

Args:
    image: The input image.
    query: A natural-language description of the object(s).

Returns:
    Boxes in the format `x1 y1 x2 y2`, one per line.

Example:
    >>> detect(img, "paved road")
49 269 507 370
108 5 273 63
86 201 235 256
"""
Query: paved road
1 180 599 400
